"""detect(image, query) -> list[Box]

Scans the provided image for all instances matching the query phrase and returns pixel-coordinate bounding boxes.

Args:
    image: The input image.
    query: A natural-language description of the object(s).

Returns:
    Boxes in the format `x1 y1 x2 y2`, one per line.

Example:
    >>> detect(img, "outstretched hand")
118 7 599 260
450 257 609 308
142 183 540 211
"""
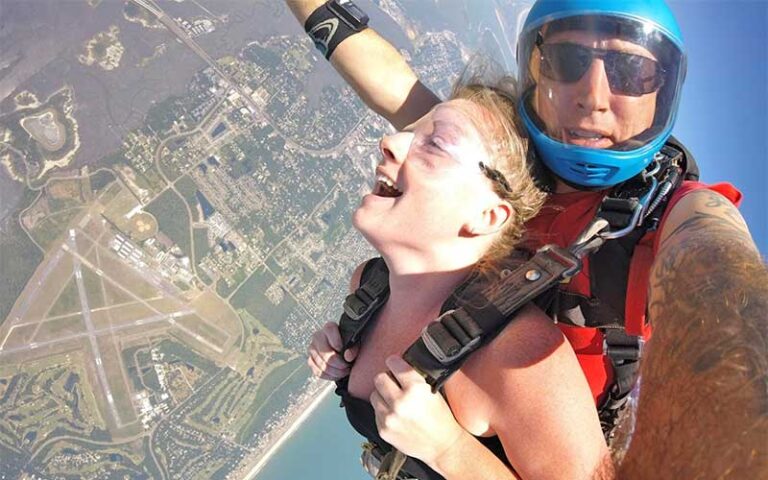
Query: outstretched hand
370 355 466 466
307 322 359 381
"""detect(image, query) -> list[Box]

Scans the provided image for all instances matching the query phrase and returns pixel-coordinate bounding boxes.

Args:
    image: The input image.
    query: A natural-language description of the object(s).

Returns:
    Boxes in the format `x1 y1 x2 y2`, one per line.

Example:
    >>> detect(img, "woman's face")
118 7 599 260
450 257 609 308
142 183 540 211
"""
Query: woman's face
353 99 504 254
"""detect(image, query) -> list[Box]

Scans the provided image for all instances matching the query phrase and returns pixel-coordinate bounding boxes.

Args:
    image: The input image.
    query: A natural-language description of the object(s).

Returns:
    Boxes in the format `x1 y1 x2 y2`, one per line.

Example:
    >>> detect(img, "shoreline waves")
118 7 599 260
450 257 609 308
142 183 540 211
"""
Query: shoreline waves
242 382 336 479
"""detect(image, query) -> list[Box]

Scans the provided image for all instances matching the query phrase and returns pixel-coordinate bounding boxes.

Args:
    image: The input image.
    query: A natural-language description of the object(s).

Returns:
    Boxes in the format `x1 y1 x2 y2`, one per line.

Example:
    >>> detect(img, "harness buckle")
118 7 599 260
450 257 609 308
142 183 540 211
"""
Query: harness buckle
602 335 644 362
343 291 380 321
538 244 583 279
596 158 670 241
420 310 482 365
360 443 414 480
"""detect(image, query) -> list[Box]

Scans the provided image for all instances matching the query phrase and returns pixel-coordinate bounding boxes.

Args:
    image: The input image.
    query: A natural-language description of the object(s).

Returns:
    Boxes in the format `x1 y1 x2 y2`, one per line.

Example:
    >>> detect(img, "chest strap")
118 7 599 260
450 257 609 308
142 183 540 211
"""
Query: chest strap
339 258 390 351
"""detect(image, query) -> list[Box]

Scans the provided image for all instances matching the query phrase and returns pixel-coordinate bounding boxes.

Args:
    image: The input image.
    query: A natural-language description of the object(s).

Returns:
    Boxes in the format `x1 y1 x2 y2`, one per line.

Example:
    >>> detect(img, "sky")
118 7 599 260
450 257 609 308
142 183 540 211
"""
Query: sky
256 1 767 479
668 0 767 253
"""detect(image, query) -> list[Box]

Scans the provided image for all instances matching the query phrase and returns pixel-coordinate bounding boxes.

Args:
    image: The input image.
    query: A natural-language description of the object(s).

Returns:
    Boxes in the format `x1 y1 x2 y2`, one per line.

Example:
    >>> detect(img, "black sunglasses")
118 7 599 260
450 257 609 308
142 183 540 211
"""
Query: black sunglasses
538 42 665 97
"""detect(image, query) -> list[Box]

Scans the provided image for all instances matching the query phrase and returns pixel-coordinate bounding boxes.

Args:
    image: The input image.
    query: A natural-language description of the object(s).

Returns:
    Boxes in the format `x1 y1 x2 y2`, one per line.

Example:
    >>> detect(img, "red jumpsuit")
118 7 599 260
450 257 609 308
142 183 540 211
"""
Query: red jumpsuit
525 181 743 403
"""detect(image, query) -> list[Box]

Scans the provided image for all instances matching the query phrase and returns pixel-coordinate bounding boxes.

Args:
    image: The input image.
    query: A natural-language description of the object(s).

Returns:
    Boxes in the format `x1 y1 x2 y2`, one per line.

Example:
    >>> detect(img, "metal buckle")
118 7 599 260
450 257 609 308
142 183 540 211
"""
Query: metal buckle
538 244 583 279
421 310 482 365
360 443 413 480
343 292 379 321
600 161 662 241
602 336 644 361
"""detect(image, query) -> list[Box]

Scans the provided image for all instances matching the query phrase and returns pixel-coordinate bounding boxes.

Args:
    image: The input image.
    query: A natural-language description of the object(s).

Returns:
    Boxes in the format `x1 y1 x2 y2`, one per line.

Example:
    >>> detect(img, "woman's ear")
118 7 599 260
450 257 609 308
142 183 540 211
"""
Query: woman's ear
465 201 512 236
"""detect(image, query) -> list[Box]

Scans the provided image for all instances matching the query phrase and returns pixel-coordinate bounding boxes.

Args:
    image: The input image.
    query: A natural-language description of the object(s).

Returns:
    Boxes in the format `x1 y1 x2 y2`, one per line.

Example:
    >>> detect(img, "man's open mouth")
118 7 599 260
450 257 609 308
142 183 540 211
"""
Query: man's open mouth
563 128 614 147
568 129 605 140
372 174 402 197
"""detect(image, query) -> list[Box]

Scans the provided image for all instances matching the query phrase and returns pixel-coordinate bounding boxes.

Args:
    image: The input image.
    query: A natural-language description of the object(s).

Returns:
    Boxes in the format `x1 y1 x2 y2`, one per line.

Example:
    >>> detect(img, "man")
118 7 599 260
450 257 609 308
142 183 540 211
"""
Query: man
287 0 767 478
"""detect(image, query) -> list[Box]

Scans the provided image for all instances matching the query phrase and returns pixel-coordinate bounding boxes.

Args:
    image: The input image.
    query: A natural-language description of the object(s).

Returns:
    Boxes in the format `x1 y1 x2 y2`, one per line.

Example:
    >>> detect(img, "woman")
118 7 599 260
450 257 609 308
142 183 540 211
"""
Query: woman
308 81 609 479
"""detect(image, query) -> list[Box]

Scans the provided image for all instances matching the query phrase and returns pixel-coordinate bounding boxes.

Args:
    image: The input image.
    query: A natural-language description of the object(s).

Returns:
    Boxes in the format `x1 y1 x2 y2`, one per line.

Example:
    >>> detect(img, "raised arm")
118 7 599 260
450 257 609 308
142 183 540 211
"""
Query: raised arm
285 0 440 129
619 189 768 479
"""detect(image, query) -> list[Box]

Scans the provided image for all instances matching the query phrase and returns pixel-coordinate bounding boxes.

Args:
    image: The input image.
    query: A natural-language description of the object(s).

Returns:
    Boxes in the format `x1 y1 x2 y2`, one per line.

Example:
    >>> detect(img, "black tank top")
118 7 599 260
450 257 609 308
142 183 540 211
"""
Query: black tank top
335 376 509 479
334 260 511 479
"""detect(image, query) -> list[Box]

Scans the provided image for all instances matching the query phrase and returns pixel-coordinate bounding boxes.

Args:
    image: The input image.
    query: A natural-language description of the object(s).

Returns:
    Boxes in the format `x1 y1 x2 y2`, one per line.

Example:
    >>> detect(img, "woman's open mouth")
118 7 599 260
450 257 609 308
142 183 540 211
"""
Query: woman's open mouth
372 174 402 197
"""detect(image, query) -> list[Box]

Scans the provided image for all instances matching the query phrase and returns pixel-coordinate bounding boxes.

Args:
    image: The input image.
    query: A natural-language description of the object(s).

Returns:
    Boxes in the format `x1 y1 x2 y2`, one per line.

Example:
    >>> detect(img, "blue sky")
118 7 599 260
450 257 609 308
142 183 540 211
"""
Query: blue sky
668 0 767 253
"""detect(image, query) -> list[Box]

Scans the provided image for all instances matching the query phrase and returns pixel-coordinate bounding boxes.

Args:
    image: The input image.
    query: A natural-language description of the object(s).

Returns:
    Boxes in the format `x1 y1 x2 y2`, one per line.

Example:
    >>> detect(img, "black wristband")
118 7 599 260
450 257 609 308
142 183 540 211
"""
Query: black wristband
304 1 368 60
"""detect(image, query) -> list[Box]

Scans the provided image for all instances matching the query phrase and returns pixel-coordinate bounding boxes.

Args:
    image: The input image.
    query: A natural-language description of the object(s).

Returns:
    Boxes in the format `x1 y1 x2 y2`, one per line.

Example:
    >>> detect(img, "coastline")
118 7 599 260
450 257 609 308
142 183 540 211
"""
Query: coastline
242 382 336 480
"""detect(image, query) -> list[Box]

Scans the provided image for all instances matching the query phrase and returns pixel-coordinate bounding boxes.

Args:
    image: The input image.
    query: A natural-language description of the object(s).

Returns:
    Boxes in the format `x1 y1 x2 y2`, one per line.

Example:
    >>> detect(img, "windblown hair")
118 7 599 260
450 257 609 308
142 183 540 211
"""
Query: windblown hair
449 67 546 267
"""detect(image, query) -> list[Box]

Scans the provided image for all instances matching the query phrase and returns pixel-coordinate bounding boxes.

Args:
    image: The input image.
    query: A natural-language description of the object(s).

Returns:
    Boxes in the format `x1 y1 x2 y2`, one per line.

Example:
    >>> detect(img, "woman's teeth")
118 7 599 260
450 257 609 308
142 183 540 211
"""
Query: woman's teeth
374 174 402 197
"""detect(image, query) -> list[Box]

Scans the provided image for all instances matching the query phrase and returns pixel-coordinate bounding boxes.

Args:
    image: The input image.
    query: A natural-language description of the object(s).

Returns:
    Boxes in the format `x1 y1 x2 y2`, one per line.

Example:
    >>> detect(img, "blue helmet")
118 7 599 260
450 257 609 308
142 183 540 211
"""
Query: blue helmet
517 0 687 188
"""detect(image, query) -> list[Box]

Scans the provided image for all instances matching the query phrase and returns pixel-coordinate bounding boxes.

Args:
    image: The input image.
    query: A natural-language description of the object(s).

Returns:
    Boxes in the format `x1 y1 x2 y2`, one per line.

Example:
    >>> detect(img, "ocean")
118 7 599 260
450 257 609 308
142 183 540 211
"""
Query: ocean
255 391 370 480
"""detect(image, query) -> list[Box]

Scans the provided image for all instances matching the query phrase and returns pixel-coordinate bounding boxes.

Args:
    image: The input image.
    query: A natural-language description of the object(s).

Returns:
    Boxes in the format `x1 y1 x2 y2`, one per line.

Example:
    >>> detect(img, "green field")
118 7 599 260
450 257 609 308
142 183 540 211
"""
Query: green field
30 208 83 251
0 191 44 325
215 265 249 298
33 436 153 479
133 167 168 198
144 189 191 258
47 277 80 318
154 339 219 378
0 355 106 457
230 265 296 336
193 228 210 265
175 175 200 223
81 266 105 310
237 357 310 443
89 169 117 193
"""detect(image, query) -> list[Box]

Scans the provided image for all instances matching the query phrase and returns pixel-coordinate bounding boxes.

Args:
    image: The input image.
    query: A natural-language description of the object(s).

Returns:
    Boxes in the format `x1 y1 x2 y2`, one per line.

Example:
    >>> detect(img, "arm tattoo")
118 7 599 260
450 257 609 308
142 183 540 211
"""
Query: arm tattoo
618 190 767 479
662 191 749 244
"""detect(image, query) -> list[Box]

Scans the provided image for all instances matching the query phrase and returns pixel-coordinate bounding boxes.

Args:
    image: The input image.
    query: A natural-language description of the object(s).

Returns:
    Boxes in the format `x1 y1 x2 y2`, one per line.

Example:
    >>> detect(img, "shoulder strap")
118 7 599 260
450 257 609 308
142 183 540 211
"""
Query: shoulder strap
338 257 390 352
667 135 699 181
403 245 582 391
552 140 688 330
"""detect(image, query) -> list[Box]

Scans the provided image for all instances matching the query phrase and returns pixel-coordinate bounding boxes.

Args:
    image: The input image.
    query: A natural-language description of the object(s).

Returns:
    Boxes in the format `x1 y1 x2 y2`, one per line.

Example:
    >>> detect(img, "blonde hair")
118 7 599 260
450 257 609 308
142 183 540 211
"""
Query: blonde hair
449 70 546 267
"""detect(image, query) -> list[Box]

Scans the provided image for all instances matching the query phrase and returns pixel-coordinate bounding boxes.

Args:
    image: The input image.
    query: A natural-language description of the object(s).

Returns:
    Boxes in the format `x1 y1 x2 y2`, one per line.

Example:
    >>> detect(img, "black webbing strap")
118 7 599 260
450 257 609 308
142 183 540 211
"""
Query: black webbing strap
599 329 643 440
403 245 582 390
551 142 686 331
339 258 390 352
603 329 642 395
551 291 624 329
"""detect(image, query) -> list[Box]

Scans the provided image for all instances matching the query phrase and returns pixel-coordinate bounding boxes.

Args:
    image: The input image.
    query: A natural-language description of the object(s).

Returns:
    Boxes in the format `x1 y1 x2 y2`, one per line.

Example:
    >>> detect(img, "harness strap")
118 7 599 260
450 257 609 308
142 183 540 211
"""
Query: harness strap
599 329 643 440
404 245 582 390
552 143 685 331
339 258 390 351
599 197 640 229
375 449 408 480
553 291 623 328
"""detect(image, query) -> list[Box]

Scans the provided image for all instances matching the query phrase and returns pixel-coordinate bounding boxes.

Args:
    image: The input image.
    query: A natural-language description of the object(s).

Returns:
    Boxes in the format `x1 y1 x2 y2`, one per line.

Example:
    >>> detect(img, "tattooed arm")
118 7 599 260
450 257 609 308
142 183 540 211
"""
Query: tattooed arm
617 189 768 479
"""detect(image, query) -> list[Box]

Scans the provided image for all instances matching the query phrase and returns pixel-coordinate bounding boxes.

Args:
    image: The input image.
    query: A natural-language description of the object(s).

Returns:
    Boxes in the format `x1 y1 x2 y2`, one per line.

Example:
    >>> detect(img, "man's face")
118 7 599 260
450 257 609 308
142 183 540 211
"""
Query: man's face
532 29 659 149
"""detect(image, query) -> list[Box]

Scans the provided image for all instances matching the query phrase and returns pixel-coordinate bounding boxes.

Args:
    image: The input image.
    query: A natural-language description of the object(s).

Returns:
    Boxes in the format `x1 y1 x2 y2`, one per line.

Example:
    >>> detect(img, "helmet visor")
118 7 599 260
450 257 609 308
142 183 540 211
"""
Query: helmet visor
518 14 685 152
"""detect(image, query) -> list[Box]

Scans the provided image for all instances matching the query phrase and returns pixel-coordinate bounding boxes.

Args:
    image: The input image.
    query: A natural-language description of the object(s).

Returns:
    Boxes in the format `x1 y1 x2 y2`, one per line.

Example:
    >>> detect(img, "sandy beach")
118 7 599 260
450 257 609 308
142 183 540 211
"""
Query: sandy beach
242 382 336 479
